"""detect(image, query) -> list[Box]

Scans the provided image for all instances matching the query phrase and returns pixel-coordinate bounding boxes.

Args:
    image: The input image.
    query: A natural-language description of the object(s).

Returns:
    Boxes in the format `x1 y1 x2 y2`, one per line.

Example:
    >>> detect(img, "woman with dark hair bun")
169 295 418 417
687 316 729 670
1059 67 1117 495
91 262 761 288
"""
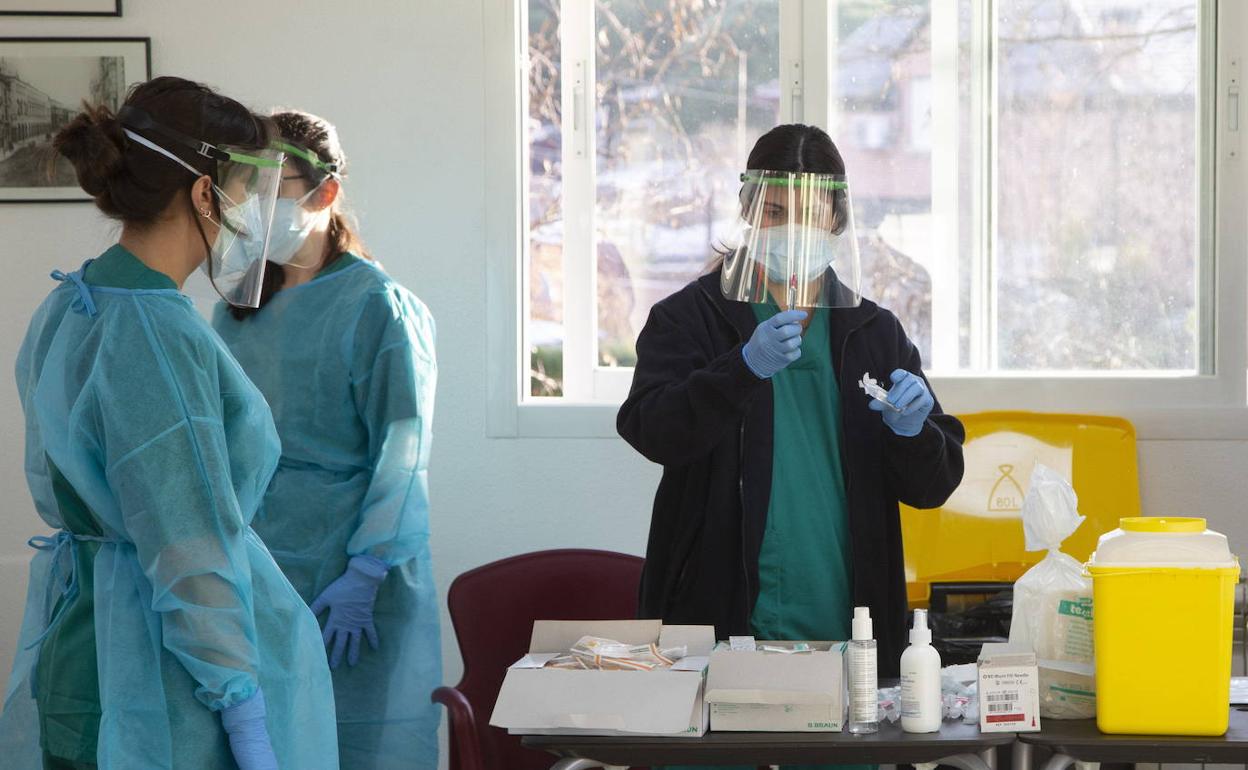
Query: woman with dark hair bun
212 109 440 770
0 77 338 770
619 126 965 770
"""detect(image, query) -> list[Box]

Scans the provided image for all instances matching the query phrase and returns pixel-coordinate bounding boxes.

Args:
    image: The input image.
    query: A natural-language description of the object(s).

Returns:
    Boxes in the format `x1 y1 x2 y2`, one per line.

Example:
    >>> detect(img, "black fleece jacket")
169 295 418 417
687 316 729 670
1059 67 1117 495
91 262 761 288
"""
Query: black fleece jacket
617 270 965 675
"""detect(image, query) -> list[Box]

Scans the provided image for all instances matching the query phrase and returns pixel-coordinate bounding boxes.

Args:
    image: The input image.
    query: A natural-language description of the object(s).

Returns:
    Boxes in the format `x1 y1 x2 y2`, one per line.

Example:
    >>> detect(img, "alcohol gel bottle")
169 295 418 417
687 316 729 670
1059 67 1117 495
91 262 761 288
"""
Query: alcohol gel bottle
847 606 879 734
900 609 942 733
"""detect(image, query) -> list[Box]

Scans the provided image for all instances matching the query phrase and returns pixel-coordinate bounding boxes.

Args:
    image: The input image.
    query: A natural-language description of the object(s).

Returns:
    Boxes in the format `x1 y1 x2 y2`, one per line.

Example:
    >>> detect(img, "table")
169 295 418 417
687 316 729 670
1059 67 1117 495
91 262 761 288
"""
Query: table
523 719 1014 770
1014 709 1248 770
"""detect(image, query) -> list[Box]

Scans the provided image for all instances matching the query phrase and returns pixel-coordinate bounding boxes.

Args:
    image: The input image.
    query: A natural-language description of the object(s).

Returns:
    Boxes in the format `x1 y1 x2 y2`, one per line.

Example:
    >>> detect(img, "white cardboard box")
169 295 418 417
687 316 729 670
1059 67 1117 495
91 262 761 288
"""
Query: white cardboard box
489 619 716 738
705 641 846 732
978 642 1042 733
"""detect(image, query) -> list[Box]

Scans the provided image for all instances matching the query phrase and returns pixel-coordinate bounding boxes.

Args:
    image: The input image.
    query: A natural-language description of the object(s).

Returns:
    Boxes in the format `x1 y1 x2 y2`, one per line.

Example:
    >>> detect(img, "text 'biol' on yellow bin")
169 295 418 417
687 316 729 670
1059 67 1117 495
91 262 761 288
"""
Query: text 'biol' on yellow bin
1087 517 1239 736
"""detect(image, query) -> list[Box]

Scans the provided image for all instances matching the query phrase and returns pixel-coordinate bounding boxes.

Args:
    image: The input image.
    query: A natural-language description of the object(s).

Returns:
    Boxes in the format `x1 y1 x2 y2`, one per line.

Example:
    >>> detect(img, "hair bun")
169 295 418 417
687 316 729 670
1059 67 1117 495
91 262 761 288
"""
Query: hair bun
53 103 127 197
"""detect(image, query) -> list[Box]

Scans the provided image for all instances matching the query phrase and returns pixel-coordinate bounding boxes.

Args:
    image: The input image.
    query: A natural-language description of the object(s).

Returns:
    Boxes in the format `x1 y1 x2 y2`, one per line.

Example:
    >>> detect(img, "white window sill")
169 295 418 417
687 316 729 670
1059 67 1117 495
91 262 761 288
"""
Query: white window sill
490 383 1248 441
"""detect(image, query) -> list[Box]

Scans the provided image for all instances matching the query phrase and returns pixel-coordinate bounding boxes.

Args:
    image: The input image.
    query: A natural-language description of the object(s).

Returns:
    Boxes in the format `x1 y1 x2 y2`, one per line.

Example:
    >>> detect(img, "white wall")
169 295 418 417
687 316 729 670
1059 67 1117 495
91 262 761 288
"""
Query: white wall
0 0 1246 759
0 0 657 713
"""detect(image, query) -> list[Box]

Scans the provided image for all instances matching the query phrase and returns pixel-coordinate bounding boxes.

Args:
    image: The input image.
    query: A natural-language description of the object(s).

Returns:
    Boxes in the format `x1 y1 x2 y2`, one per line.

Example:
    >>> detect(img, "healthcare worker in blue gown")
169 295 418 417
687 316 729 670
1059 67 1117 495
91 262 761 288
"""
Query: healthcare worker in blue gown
212 109 441 770
0 77 339 770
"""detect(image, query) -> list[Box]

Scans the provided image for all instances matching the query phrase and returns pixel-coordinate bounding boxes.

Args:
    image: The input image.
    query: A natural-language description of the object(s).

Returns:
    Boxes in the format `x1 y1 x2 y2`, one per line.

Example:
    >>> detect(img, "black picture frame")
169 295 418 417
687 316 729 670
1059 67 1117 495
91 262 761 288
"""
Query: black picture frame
0 1 121 17
0 36 151 203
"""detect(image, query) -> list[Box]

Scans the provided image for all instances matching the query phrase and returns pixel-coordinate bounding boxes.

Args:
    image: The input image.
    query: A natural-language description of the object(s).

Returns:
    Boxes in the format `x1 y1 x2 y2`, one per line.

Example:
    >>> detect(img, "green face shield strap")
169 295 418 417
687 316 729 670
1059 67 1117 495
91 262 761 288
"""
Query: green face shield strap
271 140 340 176
739 171 849 190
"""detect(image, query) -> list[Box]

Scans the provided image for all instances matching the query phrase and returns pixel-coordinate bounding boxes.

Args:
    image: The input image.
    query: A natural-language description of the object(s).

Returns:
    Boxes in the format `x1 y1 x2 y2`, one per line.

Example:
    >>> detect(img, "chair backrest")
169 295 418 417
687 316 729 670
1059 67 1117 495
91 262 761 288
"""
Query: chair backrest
901 411 1141 606
444 548 645 770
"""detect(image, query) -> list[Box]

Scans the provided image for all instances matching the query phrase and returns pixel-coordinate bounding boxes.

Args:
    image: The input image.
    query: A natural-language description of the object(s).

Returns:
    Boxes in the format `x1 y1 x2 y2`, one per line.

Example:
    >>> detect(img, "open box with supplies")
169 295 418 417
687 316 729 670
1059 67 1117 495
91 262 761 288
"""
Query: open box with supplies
490 619 716 737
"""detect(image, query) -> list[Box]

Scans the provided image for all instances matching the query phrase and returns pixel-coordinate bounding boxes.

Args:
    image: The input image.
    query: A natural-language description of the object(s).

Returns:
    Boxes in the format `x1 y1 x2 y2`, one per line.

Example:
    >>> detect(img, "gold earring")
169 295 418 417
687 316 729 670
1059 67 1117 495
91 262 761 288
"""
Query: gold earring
200 209 211 217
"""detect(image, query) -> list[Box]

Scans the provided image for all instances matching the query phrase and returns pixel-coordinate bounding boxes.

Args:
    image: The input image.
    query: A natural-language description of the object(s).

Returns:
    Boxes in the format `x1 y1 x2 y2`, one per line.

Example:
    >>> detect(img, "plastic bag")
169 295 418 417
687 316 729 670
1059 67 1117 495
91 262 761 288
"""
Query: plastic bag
1008 464 1096 719
876 668 978 724
941 665 978 722
878 686 901 723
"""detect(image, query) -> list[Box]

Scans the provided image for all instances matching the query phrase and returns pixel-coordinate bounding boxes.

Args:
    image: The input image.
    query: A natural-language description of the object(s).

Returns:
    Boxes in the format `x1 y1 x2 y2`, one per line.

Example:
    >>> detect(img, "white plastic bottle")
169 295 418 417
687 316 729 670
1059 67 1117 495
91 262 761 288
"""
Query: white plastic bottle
900 609 942 733
847 606 879 734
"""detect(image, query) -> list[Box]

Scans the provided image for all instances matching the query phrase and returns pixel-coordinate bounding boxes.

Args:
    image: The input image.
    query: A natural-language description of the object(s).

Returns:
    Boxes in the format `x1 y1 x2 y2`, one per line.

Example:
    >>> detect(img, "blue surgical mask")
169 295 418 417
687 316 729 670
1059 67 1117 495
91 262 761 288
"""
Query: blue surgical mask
206 193 268 281
752 224 835 283
265 182 328 267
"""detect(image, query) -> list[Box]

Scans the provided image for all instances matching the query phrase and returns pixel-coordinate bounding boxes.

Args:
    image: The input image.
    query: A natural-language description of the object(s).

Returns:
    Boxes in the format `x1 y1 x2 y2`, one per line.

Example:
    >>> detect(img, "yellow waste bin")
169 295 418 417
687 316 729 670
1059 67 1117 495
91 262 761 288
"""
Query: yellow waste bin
1088 517 1239 736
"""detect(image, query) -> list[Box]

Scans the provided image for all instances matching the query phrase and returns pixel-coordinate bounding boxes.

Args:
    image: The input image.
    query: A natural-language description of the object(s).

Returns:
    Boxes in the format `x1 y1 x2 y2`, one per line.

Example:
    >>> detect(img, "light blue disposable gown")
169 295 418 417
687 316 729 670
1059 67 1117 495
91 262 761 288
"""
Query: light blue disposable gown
0 245 340 769
212 254 441 770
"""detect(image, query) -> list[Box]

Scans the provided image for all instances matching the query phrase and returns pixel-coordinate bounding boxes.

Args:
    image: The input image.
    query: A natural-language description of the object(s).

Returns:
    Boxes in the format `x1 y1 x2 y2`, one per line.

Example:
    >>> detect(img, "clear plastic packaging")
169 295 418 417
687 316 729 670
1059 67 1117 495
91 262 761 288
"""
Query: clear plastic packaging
1009 464 1096 719
543 636 689 671
858 372 901 412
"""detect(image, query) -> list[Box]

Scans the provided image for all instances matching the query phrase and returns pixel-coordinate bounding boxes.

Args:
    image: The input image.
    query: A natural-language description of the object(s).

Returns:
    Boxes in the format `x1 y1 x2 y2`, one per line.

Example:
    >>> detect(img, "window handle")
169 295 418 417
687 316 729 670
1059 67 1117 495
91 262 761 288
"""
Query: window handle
1229 57 1241 160
572 59 587 159
787 58 803 123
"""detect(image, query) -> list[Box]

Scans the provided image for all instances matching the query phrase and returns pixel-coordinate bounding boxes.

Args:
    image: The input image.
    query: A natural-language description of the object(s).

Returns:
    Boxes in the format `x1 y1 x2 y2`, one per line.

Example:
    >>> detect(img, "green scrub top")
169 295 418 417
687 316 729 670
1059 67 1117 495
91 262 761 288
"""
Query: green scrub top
748 302 854 645
315 251 361 277
35 245 175 763
83 244 178 290
663 305 867 770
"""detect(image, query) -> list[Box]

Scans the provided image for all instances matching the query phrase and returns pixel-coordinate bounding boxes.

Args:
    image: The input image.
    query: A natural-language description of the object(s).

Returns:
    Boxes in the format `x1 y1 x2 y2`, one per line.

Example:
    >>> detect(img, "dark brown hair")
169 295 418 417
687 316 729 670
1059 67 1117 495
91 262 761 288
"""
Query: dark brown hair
230 109 369 320
745 123 846 177
54 76 267 224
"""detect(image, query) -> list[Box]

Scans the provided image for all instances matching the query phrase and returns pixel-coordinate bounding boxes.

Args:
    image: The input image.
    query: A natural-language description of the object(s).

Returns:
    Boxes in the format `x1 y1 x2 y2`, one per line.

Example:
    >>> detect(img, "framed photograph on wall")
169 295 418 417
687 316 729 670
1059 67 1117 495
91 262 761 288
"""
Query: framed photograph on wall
0 37 150 203
0 1 121 17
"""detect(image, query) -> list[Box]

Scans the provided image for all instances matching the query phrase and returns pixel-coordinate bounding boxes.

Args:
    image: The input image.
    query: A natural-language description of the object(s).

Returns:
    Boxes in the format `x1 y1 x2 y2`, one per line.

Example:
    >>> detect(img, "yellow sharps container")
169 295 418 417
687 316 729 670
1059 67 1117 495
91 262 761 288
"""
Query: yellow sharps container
1087 517 1239 736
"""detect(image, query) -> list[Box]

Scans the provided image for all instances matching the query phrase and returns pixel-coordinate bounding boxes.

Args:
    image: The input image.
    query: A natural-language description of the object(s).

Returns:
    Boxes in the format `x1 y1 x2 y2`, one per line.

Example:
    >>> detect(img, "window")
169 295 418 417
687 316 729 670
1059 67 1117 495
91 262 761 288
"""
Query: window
526 0 782 399
492 0 1238 436
988 0 1204 372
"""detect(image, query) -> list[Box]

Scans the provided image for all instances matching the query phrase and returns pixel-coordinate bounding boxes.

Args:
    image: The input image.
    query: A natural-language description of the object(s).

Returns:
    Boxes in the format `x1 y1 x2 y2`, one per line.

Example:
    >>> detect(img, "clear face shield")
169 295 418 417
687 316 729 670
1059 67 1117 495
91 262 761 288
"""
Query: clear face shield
119 106 286 308
206 151 286 306
721 170 863 310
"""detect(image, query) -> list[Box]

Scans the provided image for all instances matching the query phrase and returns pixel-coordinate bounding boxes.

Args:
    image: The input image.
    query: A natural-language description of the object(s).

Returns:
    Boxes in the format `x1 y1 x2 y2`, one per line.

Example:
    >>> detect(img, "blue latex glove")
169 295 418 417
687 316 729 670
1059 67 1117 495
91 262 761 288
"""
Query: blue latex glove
310 554 388 669
221 689 278 770
869 368 935 437
742 309 808 379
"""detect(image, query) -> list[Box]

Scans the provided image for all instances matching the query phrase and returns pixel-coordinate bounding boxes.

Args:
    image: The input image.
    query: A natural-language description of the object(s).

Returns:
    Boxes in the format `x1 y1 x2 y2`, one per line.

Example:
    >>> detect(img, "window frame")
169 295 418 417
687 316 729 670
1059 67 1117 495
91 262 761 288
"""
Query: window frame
486 0 1248 440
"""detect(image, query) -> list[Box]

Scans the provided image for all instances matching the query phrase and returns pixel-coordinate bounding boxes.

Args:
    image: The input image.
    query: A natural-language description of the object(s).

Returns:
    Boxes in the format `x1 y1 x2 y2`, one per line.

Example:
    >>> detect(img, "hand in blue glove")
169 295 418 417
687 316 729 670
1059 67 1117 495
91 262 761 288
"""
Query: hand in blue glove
869 368 934 437
742 309 808 379
222 689 278 770
310 554 388 669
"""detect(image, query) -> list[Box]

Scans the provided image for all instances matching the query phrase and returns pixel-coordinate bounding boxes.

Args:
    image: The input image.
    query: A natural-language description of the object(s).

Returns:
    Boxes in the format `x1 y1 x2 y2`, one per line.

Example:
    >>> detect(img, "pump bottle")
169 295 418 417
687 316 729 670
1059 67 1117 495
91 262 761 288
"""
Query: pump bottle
847 606 879 734
900 609 942 733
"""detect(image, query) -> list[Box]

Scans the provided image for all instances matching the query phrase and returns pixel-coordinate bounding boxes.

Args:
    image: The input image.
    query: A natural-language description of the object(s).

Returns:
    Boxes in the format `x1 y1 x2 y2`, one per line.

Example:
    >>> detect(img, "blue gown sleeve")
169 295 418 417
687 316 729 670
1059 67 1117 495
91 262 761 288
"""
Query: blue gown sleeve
16 300 61 524
344 286 437 566
95 308 264 712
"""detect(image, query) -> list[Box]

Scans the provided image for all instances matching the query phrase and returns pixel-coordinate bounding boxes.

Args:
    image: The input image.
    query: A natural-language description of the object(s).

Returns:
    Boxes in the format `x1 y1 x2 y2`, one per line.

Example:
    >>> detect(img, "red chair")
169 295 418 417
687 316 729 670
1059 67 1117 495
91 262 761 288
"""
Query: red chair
433 549 645 770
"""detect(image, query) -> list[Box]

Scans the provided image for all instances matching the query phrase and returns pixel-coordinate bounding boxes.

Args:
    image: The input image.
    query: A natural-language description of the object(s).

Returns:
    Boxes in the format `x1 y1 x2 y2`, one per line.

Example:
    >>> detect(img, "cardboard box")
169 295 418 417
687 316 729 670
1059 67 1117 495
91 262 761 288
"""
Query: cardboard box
489 619 715 737
705 641 846 732
978 643 1041 733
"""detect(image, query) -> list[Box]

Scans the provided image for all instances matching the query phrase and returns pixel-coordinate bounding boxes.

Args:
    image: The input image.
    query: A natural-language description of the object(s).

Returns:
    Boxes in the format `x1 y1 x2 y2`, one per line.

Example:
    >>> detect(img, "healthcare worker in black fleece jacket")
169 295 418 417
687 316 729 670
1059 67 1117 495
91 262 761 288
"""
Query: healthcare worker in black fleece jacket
618 124 965 694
